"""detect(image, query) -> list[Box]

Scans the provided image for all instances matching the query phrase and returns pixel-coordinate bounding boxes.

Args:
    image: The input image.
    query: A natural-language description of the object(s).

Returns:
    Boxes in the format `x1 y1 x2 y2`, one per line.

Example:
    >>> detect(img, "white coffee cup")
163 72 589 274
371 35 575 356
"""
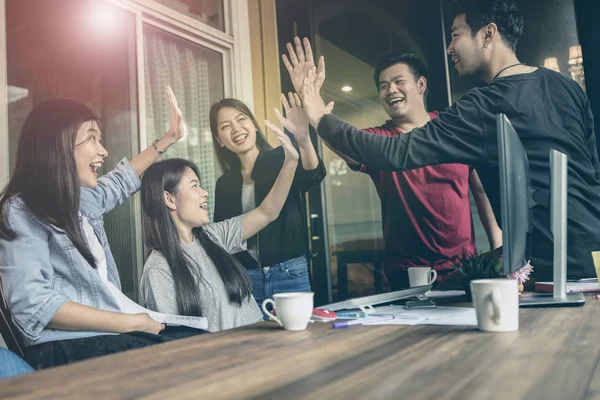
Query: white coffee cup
408 267 437 287
471 279 519 332
261 292 314 331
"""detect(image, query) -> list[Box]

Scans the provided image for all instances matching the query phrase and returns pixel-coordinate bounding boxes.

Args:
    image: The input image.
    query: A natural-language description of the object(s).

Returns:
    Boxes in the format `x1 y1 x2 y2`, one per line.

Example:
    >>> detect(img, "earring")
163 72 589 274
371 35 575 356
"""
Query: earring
484 44 489 49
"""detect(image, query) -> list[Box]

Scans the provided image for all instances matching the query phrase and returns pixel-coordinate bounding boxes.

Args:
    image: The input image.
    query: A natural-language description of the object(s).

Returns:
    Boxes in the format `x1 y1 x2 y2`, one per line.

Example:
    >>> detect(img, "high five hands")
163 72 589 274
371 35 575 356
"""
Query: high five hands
274 92 310 145
282 37 326 95
282 37 333 129
264 119 300 163
166 85 186 143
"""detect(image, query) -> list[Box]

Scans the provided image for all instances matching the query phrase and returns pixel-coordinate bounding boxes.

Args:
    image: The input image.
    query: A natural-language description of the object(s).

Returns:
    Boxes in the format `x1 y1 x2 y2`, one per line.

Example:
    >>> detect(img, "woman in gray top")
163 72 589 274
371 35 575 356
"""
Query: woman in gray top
140 122 299 332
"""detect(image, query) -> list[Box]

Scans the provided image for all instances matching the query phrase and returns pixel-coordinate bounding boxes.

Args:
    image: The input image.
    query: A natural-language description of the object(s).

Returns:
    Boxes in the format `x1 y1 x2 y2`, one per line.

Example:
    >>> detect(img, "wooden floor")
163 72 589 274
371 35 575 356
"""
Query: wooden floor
1 297 600 399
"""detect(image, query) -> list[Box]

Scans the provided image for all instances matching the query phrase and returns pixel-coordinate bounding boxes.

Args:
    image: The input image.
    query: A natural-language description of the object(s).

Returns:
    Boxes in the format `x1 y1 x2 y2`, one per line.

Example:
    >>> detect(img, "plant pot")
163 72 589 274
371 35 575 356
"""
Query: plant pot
462 277 473 302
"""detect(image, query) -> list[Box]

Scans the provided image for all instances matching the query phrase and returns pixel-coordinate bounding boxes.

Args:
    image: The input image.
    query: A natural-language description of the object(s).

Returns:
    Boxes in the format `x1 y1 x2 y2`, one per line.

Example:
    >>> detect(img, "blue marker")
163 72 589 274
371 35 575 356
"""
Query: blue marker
336 312 368 318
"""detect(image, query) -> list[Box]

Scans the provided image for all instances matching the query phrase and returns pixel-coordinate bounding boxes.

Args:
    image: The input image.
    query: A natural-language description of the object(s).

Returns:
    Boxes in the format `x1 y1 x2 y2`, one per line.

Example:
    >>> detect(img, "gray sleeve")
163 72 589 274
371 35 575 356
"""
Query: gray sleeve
317 93 486 172
201 215 247 254
141 256 180 315
584 98 600 179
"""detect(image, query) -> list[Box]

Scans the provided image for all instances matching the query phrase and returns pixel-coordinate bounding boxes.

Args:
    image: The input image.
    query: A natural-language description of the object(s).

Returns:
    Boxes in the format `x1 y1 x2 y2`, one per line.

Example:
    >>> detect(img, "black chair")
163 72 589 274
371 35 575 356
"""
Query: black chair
0 276 25 358
336 249 386 300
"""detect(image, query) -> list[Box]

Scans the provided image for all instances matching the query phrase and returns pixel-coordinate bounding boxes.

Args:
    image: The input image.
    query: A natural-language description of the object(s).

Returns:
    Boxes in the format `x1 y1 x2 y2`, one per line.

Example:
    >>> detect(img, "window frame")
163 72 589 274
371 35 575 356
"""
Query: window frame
0 0 253 301
0 0 253 182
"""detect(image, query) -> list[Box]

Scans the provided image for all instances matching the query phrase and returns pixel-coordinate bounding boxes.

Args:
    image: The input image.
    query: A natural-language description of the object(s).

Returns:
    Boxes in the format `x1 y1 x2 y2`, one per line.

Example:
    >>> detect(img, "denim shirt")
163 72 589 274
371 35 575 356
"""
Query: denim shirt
0 158 141 346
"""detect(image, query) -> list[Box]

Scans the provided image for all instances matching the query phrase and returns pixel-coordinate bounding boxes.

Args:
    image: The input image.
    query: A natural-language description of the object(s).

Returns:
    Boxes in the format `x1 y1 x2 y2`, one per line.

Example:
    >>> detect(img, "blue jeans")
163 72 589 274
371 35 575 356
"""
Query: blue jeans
0 348 34 379
247 255 311 316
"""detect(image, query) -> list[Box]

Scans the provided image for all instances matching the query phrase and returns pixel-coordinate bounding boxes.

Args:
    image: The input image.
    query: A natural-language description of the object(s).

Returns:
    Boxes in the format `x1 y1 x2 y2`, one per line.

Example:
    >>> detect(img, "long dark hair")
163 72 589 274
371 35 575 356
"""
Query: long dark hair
0 98 100 269
209 98 272 173
141 158 253 317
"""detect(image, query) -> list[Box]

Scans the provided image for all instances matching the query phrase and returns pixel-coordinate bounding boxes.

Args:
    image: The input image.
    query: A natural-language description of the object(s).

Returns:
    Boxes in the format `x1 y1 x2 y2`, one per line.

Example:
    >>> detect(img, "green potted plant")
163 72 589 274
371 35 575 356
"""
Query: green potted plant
453 250 533 300
453 250 503 300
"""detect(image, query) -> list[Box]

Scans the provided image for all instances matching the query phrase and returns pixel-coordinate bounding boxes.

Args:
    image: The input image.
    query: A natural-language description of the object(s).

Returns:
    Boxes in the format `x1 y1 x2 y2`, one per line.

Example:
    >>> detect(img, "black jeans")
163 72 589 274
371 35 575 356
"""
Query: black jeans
24 326 206 370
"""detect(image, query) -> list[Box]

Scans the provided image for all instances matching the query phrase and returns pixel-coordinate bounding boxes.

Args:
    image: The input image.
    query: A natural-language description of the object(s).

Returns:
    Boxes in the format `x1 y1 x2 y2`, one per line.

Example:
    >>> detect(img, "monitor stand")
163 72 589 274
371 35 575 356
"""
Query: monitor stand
520 150 585 307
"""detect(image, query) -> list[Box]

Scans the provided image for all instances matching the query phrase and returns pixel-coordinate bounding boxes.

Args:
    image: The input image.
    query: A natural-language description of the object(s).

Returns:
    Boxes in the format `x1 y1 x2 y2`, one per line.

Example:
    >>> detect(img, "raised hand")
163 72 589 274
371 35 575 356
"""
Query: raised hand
166 85 186 143
300 68 334 129
264 120 299 163
282 37 326 94
274 92 309 145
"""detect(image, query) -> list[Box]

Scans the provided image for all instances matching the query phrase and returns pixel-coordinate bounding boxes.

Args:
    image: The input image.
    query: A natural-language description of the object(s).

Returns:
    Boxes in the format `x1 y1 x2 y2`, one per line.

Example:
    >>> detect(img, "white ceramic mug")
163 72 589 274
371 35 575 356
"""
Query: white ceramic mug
408 267 437 287
471 279 519 332
261 292 314 331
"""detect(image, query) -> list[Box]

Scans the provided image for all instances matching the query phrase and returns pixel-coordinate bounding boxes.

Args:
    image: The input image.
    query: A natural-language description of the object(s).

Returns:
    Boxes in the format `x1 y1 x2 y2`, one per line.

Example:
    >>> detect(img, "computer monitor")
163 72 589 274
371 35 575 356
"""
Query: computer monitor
496 114 584 307
497 114 532 276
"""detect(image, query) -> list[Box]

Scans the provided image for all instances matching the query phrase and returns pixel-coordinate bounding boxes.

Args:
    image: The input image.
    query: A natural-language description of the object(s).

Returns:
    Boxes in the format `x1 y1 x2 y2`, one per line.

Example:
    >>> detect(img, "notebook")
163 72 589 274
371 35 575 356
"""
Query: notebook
534 281 600 293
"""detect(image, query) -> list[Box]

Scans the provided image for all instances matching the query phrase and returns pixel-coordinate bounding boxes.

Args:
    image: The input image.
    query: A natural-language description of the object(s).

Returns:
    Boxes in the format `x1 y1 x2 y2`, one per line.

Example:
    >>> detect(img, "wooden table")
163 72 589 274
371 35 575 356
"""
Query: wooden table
1 297 599 399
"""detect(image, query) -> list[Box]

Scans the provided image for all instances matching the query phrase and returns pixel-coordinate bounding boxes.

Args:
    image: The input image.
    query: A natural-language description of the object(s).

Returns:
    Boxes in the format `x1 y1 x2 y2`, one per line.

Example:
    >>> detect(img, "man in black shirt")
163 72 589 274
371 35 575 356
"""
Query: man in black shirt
298 0 600 280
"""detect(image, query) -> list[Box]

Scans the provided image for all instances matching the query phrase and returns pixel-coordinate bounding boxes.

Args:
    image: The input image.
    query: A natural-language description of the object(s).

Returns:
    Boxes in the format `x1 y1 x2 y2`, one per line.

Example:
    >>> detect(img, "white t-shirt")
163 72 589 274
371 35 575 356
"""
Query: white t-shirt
80 213 108 283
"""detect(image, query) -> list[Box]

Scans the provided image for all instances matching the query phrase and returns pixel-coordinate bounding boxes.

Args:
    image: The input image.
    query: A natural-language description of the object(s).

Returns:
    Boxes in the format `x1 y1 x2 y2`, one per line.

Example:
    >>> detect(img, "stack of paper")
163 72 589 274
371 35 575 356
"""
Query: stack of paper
107 282 208 330
353 305 477 327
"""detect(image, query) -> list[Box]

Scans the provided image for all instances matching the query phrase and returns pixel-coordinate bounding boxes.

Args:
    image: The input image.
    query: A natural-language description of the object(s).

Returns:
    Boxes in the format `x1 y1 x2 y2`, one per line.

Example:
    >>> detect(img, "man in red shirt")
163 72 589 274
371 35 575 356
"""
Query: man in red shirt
283 41 501 290
348 53 501 289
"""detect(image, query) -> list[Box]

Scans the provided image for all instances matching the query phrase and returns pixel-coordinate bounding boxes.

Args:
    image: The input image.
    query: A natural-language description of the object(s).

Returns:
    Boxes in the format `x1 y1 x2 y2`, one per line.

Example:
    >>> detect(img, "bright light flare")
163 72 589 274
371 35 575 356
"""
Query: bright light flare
89 1 120 33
